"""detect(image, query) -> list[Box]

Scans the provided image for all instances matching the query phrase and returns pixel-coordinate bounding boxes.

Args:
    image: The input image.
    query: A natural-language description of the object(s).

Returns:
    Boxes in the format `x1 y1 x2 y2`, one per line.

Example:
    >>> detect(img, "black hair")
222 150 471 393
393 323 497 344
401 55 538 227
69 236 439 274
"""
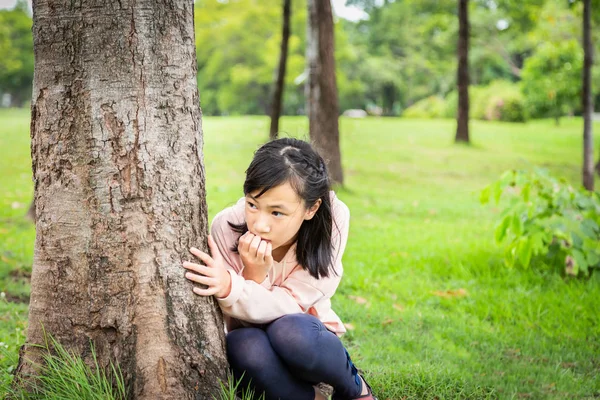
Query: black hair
228 137 338 279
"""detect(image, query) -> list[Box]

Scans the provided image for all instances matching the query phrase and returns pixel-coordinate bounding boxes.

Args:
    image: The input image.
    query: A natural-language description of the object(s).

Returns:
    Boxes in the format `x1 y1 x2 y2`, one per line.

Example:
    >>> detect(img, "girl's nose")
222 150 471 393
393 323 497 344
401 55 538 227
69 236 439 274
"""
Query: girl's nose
254 216 271 234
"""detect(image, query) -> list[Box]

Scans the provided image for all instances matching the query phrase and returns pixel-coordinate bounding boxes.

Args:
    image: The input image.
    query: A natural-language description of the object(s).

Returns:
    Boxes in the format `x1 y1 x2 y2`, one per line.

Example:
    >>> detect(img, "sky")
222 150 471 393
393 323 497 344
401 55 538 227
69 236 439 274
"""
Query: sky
0 0 368 21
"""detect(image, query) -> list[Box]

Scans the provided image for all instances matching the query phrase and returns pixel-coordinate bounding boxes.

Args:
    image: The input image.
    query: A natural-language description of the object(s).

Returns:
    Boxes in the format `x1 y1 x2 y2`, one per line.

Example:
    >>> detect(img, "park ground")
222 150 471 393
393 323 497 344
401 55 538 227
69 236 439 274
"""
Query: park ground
1 108 599 399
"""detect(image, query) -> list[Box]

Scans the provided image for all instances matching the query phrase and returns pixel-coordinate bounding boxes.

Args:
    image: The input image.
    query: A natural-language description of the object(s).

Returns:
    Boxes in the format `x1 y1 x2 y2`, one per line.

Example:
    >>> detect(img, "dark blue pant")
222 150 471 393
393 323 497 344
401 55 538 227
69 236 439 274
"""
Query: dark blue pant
226 314 363 400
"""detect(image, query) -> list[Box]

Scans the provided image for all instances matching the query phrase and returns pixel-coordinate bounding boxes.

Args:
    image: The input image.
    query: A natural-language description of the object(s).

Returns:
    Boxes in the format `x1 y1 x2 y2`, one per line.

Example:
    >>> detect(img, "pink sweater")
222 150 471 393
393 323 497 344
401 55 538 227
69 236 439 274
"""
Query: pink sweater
210 192 350 336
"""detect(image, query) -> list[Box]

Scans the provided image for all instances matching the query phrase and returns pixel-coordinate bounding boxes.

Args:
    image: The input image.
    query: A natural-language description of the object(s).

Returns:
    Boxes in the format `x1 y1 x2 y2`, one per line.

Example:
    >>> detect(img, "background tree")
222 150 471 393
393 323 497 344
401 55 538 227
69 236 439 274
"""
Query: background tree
15 0 227 397
269 0 292 140
455 0 470 143
306 0 343 184
582 0 594 190
0 1 33 107
521 40 583 125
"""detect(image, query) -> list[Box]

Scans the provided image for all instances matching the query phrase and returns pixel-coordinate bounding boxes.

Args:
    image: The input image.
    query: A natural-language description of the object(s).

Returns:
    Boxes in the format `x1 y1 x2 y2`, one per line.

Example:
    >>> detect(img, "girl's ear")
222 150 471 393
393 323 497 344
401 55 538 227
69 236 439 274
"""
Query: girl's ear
304 198 322 220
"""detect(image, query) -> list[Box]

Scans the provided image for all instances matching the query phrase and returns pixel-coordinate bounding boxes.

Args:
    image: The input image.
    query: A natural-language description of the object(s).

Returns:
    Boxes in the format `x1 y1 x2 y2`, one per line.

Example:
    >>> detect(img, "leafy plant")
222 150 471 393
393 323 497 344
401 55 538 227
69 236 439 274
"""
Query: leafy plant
481 169 600 276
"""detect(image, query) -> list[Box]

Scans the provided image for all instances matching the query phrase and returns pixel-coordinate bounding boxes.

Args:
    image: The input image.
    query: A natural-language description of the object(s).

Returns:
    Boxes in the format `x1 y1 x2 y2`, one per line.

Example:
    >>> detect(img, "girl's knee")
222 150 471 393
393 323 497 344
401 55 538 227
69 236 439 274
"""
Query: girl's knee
226 328 270 371
269 313 322 335
267 314 324 362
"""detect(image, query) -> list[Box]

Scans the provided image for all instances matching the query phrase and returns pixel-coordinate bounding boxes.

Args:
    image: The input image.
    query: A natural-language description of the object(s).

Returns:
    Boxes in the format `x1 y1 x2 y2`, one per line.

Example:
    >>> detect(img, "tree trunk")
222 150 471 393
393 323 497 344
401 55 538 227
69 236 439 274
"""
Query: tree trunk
455 0 470 143
16 1 227 398
306 0 344 185
583 0 594 191
269 0 291 141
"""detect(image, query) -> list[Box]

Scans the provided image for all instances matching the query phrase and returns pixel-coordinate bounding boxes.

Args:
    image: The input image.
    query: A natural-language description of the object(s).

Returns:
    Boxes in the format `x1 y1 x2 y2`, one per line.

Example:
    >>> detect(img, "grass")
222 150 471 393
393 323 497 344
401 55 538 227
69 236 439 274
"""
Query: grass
6 333 127 400
1 107 600 398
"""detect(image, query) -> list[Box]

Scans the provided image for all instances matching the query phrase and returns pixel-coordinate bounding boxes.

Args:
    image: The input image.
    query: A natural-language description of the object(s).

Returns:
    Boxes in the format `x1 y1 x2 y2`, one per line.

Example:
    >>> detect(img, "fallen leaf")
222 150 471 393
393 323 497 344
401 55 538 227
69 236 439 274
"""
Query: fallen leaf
382 318 394 326
393 303 405 312
431 288 468 298
344 323 355 331
348 295 368 305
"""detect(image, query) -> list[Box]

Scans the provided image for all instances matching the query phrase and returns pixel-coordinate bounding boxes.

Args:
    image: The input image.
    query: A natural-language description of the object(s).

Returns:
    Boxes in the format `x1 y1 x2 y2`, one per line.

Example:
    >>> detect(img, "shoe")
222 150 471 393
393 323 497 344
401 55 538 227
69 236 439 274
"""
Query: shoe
353 375 377 400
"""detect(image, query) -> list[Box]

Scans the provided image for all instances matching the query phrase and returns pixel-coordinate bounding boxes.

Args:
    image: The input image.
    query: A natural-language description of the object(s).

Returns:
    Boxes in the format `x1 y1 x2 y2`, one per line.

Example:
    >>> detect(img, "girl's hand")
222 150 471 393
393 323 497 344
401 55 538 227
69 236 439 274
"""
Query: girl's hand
238 232 273 282
183 235 232 298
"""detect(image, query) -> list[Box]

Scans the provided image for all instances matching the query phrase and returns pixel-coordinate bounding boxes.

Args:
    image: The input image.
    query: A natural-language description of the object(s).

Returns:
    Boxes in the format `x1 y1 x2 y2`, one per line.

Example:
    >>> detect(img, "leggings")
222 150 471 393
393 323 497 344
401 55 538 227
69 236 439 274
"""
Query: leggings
226 313 363 400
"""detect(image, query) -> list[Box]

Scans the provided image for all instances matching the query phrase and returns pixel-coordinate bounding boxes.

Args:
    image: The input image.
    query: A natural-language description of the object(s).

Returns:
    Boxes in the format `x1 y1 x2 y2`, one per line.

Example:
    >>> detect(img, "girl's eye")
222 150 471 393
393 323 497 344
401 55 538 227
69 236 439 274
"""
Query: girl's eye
272 211 284 217
247 202 257 209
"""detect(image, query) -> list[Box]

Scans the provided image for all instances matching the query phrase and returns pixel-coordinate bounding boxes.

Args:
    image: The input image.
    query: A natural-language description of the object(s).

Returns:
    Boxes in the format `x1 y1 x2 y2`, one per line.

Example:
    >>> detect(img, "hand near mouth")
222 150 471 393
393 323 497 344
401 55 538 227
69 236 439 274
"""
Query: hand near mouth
238 231 274 283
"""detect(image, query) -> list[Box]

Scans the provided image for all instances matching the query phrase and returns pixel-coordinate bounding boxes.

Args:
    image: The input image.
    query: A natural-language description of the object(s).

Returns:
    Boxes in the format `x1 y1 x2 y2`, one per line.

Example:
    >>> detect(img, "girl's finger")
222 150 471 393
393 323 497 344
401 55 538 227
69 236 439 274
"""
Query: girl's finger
185 272 215 286
207 235 223 262
192 286 219 297
249 235 262 255
182 261 214 276
190 247 213 266
238 233 253 253
264 242 274 266
257 240 268 261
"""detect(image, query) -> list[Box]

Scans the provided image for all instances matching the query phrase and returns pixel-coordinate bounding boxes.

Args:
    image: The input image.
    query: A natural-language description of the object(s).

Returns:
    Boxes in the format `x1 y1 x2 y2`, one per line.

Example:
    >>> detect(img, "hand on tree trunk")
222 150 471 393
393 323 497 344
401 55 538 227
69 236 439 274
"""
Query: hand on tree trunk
184 236 232 298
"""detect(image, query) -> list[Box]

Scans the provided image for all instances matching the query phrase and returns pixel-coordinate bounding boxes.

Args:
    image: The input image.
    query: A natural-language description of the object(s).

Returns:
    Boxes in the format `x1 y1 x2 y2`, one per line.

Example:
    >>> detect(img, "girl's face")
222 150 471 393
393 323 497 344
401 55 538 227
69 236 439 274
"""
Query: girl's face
245 181 321 257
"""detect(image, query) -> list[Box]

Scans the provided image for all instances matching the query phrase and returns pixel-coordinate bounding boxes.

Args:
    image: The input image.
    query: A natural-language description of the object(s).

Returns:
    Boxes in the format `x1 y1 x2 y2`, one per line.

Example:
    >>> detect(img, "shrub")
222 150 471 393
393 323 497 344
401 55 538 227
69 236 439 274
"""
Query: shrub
402 96 447 118
521 40 583 120
444 80 527 122
481 169 600 277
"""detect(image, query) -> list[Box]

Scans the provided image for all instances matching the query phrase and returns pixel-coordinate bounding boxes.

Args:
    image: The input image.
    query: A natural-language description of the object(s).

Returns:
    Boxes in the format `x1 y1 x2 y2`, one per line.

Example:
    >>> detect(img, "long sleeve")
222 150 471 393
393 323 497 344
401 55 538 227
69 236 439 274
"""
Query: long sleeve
210 195 350 325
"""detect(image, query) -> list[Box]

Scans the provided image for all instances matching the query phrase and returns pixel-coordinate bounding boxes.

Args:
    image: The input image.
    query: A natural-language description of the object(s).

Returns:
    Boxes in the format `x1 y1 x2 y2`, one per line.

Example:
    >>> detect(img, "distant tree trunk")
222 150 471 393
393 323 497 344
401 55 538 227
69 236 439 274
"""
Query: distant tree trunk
306 0 344 185
269 0 291 141
582 0 594 191
15 0 227 398
455 0 470 143
26 199 35 222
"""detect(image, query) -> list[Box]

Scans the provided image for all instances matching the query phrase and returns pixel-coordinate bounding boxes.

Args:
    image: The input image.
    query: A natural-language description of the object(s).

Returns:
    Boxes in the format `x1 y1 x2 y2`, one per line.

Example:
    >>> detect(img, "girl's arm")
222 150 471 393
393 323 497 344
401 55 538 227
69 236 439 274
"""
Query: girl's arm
212 197 350 324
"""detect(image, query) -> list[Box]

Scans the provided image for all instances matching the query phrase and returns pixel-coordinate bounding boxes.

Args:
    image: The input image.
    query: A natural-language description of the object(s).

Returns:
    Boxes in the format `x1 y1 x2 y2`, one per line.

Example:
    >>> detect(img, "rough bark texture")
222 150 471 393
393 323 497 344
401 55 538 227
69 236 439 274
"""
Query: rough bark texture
17 0 228 398
582 0 594 191
269 0 291 141
455 0 470 143
306 0 343 185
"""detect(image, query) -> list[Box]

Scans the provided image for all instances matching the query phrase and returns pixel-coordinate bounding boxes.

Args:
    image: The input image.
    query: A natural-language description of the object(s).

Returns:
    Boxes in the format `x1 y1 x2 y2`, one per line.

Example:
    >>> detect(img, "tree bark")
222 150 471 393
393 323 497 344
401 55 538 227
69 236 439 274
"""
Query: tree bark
306 0 344 185
269 0 291 141
455 0 470 143
582 0 594 191
16 0 227 398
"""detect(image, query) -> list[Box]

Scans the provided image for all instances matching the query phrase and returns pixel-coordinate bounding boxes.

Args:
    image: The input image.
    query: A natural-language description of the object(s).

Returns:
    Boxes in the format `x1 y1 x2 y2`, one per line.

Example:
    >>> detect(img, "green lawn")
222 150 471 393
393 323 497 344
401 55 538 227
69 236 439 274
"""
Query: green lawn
1 108 599 399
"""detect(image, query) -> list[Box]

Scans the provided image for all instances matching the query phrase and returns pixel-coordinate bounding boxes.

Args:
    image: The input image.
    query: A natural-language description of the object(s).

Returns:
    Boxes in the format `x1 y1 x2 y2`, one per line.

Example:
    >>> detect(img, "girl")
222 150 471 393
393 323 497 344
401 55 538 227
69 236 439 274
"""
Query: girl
182 138 376 400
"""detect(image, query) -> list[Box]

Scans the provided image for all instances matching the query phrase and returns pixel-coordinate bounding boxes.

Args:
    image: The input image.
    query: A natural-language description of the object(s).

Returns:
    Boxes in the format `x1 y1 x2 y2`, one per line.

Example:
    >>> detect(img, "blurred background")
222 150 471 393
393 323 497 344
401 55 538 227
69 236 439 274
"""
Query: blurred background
1 0 599 121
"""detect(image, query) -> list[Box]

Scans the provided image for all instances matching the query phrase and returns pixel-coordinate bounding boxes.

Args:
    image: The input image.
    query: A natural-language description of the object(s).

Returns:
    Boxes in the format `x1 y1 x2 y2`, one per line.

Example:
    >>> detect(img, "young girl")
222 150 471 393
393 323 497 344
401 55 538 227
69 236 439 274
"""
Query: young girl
182 138 376 400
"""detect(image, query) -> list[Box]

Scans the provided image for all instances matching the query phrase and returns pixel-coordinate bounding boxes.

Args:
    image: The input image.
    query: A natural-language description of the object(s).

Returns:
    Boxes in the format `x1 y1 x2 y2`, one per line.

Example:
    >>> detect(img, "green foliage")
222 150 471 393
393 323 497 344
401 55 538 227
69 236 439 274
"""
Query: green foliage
193 0 361 116
402 96 446 118
442 80 527 122
521 40 583 121
8 333 126 400
482 82 528 122
0 2 33 107
482 169 600 276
